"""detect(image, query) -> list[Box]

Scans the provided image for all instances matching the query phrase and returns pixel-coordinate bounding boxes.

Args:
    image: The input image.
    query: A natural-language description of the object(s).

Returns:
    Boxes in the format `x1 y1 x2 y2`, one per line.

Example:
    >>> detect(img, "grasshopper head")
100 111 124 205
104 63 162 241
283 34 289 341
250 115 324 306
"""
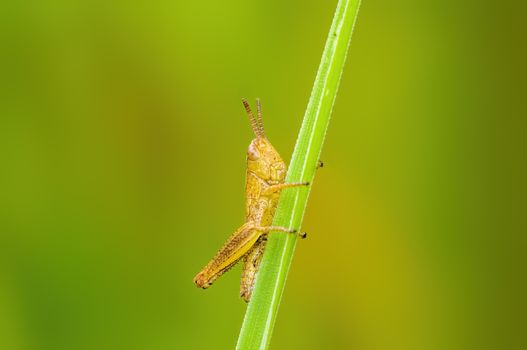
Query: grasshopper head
247 138 286 183
242 98 287 184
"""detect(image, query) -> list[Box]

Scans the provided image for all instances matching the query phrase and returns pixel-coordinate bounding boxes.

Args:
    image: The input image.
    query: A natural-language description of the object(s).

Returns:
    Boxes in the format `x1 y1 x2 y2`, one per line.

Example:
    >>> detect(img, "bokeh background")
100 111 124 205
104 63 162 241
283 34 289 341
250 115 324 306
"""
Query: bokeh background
1 1 524 349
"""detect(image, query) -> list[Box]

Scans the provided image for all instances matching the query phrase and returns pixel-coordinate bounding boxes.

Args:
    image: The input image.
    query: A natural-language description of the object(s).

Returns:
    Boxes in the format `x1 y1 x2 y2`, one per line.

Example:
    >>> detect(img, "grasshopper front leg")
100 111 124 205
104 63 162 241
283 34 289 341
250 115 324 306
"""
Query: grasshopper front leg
262 182 310 196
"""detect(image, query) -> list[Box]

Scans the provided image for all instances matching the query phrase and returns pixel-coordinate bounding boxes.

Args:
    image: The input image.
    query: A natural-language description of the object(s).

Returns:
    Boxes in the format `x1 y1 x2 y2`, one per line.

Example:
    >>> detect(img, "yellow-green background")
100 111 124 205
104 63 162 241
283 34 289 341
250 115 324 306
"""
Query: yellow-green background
1 1 523 349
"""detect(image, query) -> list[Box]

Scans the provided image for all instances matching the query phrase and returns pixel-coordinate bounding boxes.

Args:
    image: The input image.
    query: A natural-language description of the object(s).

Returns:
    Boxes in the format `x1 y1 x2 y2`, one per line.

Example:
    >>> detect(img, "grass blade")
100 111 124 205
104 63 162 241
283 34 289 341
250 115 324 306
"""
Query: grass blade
236 0 362 349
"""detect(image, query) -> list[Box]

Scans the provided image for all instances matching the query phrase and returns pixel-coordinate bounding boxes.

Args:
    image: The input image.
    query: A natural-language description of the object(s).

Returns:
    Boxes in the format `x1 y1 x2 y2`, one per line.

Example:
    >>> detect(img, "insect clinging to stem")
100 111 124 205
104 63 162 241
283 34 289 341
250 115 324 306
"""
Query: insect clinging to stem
193 98 310 302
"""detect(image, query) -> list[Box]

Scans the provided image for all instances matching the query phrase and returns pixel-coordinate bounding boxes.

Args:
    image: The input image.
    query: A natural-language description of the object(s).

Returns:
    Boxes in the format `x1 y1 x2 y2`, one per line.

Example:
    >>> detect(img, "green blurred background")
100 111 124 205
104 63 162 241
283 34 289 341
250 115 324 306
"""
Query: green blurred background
1 1 524 349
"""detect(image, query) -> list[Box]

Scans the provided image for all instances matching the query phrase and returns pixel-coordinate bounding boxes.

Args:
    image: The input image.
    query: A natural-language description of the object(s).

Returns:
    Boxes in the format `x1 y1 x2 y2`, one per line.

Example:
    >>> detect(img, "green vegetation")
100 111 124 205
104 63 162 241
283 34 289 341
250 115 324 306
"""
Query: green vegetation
236 1 362 348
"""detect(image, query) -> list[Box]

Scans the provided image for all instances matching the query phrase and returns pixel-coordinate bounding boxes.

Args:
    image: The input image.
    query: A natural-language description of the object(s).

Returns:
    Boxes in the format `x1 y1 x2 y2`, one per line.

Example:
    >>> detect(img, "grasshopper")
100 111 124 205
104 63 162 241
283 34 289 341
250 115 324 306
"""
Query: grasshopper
193 98 309 302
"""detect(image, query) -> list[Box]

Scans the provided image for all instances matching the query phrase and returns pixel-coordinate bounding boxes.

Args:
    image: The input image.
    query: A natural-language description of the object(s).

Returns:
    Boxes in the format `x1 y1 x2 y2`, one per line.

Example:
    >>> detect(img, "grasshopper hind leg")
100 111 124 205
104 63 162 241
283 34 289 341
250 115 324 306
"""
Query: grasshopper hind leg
240 235 267 302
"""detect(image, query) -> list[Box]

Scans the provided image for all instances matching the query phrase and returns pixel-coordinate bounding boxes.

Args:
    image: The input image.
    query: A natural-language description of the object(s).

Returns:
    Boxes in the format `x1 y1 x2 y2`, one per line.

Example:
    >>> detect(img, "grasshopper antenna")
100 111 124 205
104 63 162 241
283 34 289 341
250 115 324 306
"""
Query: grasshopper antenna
242 98 262 138
256 98 266 138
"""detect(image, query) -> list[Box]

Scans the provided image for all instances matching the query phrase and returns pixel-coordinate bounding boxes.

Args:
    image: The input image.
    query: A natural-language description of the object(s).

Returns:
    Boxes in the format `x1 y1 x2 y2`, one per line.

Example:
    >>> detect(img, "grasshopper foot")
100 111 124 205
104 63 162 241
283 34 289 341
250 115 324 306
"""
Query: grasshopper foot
317 160 324 169
299 232 307 239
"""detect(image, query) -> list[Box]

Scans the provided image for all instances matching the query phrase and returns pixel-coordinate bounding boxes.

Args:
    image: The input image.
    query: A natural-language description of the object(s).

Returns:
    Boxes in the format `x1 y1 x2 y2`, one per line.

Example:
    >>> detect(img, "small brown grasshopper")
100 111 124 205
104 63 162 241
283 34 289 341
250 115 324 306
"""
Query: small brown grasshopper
193 98 309 302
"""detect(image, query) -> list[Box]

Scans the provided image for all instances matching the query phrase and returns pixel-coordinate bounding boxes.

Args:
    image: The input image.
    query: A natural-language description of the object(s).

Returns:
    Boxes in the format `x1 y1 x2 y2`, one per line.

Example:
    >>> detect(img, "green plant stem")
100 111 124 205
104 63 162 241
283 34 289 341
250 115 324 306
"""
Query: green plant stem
236 0 362 349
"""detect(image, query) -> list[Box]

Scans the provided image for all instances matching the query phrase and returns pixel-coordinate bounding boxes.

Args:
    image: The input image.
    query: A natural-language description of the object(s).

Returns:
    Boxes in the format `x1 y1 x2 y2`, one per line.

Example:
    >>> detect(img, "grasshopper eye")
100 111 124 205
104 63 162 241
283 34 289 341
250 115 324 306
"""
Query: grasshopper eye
247 143 260 160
